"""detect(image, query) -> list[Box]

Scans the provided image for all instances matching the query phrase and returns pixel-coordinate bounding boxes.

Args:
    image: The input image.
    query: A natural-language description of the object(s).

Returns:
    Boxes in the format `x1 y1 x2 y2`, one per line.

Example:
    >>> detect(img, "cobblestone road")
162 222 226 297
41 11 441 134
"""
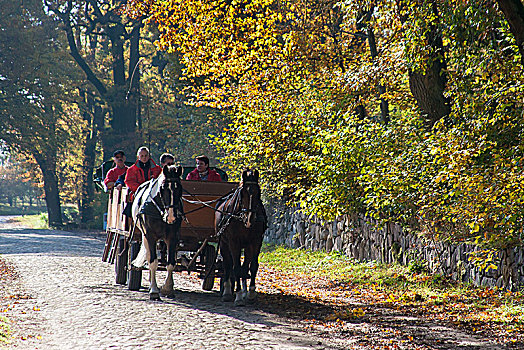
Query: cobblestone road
0 222 344 350
0 218 508 350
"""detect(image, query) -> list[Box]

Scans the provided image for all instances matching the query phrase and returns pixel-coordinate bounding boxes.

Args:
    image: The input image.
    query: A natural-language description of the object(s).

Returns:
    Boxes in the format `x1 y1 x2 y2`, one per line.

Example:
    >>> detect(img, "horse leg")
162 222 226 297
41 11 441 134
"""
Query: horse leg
241 247 253 301
221 244 234 302
146 236 160 300
247 242 262 303
232 248 245 306
160 236 177 297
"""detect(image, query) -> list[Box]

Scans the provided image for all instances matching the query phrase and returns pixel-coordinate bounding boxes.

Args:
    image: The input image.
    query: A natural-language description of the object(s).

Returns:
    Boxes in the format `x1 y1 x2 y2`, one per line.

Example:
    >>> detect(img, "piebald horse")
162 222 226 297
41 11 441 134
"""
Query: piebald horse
216 169 267 306
131 165 183 300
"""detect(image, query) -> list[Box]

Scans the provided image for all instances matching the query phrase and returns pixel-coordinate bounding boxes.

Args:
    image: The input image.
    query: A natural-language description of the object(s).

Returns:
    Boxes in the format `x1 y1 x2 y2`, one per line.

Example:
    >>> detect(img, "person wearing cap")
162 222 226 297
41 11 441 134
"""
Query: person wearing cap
124 146 162 193
186 155 221 181
104 150 128 191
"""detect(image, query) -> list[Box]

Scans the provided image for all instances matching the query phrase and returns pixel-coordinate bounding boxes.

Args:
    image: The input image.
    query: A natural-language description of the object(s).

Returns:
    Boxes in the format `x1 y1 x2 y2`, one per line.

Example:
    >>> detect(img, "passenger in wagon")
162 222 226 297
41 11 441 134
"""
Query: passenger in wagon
186 155 221 182
124 146 162 193
103 150 128 191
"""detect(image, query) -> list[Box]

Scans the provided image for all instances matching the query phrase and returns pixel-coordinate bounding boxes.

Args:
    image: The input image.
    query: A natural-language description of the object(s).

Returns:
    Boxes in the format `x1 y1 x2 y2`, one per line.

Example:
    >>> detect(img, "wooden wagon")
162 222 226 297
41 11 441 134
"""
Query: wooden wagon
101 174 238 292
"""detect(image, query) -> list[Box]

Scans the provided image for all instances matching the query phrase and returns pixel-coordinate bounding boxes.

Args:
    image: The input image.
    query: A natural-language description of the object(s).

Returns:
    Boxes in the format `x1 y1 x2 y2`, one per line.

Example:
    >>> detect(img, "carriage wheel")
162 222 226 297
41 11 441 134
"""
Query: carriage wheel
201 244 216 291
115 236 128 285
127 241 142 291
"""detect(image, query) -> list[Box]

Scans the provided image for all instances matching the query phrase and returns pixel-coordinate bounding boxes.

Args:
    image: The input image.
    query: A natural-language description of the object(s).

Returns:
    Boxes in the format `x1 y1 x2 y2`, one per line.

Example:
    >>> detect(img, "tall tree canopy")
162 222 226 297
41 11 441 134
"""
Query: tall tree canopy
130 0 524 249
45 0 144 155
0 0 84 225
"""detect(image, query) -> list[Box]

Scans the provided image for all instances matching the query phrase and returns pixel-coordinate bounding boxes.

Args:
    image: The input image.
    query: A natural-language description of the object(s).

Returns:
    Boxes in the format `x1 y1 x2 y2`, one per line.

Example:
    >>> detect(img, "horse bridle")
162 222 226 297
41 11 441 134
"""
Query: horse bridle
239 181 260 226
152 178 183 224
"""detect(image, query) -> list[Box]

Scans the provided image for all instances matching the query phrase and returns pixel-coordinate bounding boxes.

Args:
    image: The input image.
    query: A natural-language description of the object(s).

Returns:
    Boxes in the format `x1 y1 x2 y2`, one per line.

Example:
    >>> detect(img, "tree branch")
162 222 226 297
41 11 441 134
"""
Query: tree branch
46 0 108 96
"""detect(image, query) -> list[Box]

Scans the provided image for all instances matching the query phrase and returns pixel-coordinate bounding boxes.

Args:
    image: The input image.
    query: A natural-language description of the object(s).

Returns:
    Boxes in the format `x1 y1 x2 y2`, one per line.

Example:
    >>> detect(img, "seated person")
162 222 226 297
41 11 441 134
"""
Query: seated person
186 155 221 182
159 153 175 168
125 146 162 193
114 173 126 190
103 150 128 191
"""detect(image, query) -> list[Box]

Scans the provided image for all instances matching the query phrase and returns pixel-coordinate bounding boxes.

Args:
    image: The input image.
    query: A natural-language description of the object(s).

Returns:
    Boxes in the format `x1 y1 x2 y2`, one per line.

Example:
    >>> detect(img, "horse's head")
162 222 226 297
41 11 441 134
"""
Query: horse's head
240 169 261 229
159 165 183 224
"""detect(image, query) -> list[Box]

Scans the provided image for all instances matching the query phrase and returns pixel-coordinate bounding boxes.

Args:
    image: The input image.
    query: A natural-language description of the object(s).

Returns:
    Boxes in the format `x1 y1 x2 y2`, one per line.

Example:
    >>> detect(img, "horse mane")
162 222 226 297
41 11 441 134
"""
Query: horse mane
222 187 242 214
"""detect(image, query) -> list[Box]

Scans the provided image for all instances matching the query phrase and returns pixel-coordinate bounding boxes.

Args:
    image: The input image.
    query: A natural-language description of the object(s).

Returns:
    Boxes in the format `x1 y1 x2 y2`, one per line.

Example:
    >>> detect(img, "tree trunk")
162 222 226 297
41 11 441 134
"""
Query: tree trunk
103 23 140 156
496 0 524 67
34 155 62 227
353 9 374 121
129 24 141 140
367 27 390 124
408 56 451 129
79 92 102 225
50 4 142 158
78 35 104 225
397 0 451 130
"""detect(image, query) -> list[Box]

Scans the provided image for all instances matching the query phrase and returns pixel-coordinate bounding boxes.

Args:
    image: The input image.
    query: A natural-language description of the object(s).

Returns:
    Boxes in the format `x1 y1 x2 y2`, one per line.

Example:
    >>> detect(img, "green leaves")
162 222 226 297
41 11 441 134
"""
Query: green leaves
129 0 524 250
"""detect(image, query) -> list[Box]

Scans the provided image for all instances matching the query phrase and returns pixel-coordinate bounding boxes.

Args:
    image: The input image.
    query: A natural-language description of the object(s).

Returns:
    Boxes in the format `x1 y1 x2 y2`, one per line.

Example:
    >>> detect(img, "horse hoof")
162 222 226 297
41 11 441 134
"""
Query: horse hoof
222 294 234 302
150 293 161 301
161 290 175 298
160 287 174 297
234 298 246 307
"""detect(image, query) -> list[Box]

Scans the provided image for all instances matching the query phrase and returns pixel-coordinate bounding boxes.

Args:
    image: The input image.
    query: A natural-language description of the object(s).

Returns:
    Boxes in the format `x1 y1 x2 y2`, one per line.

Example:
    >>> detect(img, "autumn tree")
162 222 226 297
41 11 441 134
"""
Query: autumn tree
131 0 524 254
0 156 43 207
0 0 84 225
45 0 143 156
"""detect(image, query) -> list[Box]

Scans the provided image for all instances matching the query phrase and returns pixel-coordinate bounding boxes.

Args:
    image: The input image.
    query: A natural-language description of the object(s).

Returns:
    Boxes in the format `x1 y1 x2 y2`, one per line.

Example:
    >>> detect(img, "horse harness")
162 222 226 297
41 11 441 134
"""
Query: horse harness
139 177 183 224
215 181 265 236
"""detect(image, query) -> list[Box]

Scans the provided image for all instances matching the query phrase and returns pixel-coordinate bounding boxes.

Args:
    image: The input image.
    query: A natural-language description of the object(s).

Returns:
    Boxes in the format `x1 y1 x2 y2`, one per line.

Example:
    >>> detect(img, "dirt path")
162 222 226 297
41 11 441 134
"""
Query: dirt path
0 220 507 349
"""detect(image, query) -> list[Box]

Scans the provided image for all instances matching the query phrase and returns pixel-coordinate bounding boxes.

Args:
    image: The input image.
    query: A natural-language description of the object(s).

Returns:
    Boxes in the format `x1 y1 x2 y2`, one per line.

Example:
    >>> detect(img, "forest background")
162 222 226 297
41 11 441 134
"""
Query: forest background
0 0 523 258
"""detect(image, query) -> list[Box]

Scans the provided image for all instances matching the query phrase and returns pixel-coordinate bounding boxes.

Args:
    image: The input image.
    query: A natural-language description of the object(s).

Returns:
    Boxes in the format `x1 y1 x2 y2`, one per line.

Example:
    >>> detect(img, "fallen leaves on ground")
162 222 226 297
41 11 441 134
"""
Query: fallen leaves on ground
255 263 524 349
0 257 41 345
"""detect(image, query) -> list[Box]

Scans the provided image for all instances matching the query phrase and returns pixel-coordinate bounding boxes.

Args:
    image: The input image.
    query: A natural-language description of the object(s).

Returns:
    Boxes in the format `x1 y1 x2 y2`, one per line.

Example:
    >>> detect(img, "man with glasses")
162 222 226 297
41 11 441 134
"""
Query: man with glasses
103 150 128 191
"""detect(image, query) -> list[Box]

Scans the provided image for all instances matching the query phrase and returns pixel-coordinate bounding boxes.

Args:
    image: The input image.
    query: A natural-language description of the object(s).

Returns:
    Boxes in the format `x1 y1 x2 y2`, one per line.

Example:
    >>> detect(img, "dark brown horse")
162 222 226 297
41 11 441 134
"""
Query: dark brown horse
131 165 184 300
215 169 267 306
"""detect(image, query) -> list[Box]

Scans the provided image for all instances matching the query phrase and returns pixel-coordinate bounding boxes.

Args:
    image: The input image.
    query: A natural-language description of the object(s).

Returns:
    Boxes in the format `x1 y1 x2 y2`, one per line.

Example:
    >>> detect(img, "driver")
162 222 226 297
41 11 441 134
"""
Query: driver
186 155 221 182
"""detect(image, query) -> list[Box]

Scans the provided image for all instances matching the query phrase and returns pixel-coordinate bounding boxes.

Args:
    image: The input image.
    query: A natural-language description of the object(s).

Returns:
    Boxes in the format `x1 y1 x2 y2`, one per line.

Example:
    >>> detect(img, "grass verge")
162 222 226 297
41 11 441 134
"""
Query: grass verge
4 214 48 229
259 244 524 346
0 204 46 216
0 316 10 347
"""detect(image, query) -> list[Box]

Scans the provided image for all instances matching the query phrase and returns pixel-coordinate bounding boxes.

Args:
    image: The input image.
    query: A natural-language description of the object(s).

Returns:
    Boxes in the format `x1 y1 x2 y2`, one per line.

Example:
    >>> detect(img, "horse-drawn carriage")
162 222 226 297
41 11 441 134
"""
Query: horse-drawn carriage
100 167 237 292
97 163 266 304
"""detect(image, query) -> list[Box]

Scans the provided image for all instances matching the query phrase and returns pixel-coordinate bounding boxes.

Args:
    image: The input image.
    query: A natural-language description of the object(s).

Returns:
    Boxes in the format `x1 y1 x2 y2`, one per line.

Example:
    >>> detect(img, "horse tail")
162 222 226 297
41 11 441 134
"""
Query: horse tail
131 241 148 268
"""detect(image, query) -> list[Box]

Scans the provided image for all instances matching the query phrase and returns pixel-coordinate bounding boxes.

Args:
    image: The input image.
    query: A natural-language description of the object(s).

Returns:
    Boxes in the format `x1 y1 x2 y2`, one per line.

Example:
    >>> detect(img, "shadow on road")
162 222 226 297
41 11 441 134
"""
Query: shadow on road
84 281 335 328
84 281 510 350
0 228 104 257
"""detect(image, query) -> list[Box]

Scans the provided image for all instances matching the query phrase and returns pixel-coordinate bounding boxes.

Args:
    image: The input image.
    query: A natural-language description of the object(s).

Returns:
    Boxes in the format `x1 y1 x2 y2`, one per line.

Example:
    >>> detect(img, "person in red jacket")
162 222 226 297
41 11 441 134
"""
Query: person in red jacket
125 146 162 193
186 155 222 182
103 150 128 191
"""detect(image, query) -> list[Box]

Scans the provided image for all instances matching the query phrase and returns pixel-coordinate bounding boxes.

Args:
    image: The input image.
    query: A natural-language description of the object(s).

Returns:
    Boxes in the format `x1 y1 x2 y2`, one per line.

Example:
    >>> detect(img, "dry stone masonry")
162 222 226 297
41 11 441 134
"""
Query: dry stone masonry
264 200 524 290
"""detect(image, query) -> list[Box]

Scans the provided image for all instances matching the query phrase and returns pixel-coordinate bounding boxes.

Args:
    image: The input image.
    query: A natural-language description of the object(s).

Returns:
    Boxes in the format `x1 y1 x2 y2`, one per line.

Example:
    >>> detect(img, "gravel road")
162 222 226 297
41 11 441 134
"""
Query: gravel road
0 220 343 350
0 217 508 350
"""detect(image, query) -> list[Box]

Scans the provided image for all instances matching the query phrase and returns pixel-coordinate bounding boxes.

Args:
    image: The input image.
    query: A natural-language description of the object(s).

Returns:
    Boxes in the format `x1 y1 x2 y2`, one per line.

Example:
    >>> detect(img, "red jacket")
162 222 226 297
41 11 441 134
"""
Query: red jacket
125 160 161 192
104 166 128 188
186 168 222 182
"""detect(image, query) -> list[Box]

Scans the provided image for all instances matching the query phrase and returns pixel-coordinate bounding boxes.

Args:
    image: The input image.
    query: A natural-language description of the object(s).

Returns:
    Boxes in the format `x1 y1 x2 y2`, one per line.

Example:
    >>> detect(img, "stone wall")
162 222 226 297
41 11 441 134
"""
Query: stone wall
264 200 524 290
